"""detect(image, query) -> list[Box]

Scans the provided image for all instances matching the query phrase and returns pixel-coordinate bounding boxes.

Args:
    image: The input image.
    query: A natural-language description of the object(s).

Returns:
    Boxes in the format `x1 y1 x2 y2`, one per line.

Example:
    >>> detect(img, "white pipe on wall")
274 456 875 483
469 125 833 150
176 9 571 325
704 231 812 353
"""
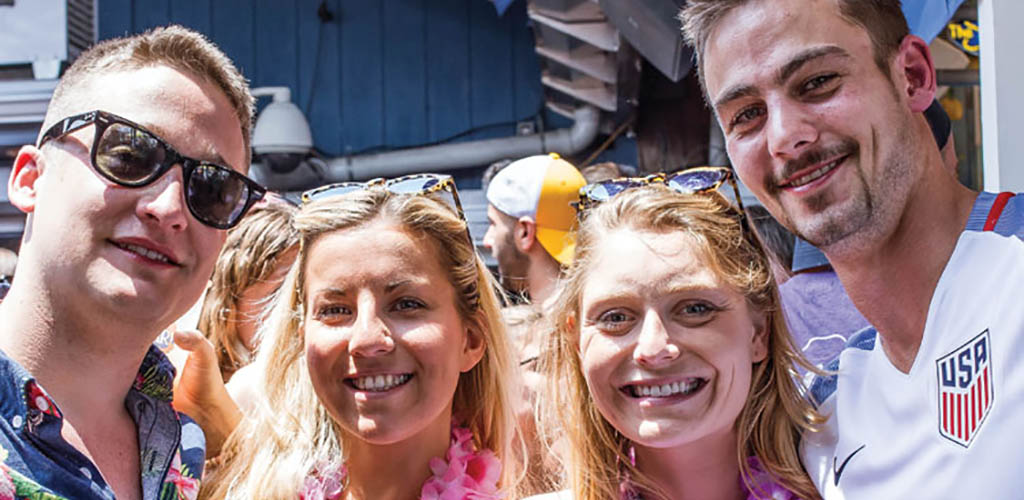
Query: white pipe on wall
254 106 600 190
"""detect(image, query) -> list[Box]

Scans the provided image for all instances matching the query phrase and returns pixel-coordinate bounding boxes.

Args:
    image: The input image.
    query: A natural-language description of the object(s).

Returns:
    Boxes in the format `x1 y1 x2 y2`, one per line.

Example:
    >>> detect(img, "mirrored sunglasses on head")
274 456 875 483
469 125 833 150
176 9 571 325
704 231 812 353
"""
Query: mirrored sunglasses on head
572 166 745 217
37 110 266 229
301 173 480 308
301 173 467 220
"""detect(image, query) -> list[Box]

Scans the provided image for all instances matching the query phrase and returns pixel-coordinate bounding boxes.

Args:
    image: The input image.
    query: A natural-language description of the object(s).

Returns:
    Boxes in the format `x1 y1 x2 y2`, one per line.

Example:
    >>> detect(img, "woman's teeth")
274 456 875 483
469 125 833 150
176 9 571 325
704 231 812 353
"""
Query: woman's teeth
351 373 411 392
627 379 704 398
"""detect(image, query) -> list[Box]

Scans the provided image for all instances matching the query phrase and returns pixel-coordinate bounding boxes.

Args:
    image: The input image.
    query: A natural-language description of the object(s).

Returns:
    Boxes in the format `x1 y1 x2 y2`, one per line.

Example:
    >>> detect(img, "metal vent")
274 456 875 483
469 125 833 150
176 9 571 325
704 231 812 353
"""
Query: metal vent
528 0 620 117
66 0 96 60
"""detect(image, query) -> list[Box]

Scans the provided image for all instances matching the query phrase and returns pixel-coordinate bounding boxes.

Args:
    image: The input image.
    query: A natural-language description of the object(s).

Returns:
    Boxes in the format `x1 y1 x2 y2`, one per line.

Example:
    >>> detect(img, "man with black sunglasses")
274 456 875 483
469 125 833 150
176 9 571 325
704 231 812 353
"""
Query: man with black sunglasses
0 26 259 500
682 0 1024 498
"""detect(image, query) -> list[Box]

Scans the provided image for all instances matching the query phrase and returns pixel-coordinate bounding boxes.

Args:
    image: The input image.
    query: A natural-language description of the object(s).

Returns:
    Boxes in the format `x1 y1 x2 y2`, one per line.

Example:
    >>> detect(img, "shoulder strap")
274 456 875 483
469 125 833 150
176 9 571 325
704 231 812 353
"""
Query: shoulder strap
983 192 1015 231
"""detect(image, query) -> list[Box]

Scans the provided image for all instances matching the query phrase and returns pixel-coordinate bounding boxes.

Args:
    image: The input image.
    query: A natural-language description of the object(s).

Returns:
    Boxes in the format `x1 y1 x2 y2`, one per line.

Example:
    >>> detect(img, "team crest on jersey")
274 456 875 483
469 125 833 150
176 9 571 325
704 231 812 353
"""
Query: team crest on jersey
936 330 993 448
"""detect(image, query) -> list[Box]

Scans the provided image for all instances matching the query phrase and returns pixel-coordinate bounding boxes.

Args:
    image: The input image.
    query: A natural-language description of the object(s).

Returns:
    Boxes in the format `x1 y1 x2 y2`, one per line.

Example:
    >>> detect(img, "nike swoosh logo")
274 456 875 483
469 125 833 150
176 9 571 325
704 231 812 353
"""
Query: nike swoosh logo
833 444 866 486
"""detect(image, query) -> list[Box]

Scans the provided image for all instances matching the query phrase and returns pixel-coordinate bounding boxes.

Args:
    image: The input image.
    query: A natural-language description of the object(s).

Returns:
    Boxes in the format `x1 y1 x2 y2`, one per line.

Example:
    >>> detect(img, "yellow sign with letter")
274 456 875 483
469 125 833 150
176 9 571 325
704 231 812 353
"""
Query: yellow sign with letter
948 20 979 55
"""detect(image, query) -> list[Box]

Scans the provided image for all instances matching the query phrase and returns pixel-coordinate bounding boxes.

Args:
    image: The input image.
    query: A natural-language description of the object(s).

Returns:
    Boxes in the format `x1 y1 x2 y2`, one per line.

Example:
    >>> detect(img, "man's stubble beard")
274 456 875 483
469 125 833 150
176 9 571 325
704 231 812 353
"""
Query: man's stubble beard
497 232 531 294
794 118 918 259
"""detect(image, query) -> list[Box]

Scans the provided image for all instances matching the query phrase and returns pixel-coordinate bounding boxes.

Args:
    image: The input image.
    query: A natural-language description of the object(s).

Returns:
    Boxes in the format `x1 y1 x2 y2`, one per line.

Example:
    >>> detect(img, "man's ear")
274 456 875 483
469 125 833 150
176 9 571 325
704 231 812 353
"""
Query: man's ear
9 145 44 214
514 216 538 252
459 318 487 373
896 34 937 113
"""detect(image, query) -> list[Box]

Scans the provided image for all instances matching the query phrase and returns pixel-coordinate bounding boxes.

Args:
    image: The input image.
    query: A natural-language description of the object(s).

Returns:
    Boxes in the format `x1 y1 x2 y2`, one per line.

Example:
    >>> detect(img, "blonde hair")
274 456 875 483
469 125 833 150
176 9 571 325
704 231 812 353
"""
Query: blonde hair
202 189 520 499
46 25 254 164
198 203 299 380
536 186 823 500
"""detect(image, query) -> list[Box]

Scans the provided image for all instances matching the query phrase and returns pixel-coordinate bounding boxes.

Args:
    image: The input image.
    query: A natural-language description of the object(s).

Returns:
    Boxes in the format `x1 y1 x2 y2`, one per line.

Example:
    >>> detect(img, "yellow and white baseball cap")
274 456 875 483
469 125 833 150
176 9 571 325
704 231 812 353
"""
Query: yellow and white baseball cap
485 153 586 265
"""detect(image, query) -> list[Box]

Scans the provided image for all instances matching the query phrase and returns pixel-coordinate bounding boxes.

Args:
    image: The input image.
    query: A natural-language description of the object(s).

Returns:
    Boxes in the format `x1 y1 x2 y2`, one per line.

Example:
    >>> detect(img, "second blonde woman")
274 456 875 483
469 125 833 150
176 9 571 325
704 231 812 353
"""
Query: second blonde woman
202 176 520 500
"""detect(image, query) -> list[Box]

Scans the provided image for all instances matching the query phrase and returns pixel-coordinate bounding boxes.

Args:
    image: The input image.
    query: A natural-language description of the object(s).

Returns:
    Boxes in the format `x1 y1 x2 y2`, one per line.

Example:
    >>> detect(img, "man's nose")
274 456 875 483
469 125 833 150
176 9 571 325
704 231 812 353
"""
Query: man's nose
482 225 496 250
137 166 189 232
765 98 820 161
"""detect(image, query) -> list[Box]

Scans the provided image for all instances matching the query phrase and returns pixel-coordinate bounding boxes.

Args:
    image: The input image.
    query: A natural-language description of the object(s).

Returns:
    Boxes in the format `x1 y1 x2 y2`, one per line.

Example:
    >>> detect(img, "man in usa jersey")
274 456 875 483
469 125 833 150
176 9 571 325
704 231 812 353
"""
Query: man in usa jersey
680 0 1024 498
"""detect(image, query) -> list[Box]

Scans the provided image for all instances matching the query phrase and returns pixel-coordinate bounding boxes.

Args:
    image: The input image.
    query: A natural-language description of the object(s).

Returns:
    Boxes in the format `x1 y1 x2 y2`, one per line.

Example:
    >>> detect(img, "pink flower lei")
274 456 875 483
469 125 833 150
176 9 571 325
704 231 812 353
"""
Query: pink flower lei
300 421 503 500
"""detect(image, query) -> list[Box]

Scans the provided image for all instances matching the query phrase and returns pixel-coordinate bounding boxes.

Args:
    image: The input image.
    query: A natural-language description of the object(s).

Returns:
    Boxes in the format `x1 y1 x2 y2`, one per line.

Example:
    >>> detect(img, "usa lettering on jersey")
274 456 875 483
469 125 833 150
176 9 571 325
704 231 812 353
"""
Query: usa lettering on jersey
936 330 994 447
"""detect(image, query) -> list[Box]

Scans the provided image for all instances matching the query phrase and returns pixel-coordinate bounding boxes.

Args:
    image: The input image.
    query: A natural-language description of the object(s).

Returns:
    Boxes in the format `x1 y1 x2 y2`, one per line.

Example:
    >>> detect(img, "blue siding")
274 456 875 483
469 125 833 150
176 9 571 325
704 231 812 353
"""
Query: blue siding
132 0 170 33
210 0 256 80
97 0 133 39
96 0 636 166
254 0 299 96
297 0 343 154
338 0 385 152
508 3 542 119
425 0 471 142
468 0 514 139
169 0 211 35
382 0 428 147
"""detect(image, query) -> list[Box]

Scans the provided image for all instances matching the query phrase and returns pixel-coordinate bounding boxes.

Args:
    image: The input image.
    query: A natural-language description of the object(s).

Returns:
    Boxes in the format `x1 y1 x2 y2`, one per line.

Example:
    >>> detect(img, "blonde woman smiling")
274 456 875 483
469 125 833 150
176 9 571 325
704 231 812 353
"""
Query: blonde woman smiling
534 169 823 500
201 176 520 500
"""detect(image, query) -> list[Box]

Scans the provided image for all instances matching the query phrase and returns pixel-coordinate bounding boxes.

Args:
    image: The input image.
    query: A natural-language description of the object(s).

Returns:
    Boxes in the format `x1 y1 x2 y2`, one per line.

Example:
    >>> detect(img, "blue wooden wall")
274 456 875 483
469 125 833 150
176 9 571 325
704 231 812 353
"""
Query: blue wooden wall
98 1 535 152
96 0 636 184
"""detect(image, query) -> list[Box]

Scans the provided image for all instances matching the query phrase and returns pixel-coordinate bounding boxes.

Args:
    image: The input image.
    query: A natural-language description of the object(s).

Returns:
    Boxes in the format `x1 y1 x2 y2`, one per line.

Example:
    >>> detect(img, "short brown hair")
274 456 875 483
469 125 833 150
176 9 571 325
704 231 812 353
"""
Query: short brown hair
46 25 254 163
680 0 910 91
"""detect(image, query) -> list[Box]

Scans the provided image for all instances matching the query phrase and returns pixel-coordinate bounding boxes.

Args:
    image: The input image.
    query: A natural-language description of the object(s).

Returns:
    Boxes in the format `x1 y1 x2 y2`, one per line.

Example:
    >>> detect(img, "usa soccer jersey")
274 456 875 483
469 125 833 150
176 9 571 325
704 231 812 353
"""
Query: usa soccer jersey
801 192 1024 499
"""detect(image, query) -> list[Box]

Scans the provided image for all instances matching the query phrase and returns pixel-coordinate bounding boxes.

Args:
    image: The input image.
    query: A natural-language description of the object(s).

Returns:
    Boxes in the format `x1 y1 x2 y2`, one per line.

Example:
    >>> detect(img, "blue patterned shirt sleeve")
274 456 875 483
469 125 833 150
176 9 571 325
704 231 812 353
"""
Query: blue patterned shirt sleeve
0 346 206 500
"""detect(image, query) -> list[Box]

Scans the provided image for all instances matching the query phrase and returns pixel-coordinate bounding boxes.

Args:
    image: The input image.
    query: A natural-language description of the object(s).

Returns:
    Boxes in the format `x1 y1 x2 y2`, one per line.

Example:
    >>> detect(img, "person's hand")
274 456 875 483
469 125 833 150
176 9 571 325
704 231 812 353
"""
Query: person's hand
168 329 242 458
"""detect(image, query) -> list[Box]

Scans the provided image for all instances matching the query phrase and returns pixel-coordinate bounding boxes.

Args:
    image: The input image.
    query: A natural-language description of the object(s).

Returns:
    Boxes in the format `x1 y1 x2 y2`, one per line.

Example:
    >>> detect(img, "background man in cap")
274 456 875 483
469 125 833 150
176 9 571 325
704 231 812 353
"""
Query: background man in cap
483 153 585 305
681 0 1024 497
0 26 257 499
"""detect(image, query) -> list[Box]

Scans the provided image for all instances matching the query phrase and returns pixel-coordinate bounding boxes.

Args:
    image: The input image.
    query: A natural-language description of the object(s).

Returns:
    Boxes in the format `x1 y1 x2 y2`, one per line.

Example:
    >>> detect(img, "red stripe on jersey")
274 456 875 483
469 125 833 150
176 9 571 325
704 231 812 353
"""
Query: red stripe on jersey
984 366 990 409
984 192 1014 231
968 390 974 441
962 393 968 439
965 392 970 438
958 394 964 440
972 378 979 435
943 392 950 434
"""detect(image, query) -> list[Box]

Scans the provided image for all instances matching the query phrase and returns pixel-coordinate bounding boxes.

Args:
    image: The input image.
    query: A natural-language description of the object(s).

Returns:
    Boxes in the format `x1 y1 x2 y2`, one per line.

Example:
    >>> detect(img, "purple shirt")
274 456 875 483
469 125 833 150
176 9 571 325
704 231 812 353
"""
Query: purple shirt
780 270 871 367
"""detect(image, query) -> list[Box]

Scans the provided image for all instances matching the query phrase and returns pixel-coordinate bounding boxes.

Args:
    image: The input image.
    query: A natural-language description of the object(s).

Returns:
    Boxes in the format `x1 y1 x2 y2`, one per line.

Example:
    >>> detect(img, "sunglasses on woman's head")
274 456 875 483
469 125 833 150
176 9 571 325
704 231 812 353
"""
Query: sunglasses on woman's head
38 110 266 229
573 166 746 217
302 173 480 307
302 174 468 220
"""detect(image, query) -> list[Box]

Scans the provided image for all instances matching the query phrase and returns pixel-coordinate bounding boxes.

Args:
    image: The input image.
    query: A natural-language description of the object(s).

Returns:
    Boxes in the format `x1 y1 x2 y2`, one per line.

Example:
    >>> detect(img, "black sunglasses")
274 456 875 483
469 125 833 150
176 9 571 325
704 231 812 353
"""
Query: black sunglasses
574 166 746 216
38 110 266 229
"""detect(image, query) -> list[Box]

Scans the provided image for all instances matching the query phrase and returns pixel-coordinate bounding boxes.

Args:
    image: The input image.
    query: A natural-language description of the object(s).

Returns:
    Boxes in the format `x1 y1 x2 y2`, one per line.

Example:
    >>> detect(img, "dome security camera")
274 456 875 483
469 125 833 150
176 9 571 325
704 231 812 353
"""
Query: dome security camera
251 87 313 174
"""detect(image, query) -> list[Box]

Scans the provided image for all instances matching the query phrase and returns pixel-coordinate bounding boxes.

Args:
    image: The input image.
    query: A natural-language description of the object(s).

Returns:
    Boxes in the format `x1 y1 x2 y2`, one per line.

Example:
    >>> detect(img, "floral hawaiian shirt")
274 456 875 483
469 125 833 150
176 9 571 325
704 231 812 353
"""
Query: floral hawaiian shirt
0 346 205 500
